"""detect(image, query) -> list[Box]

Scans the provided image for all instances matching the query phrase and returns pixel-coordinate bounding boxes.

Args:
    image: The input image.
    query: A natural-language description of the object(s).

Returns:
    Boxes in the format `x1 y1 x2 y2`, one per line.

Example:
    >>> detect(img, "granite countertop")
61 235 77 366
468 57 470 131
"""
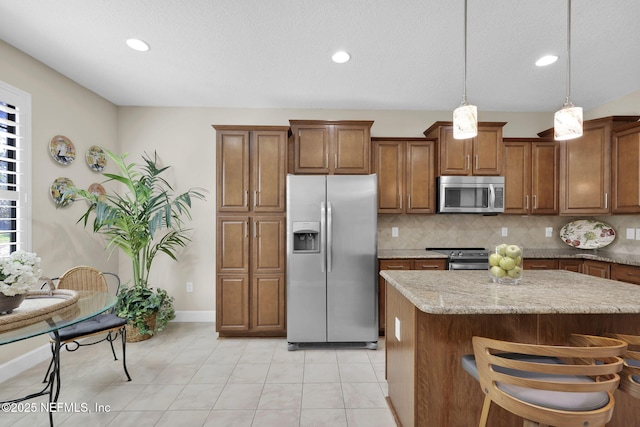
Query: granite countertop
380 269 640 315
378 248 640 267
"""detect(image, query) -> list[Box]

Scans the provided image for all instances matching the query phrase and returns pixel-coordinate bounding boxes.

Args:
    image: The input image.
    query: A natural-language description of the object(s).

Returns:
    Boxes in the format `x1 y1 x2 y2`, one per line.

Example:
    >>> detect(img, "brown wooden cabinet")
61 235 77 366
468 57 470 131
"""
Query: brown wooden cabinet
523 258 558 270
612 122 640 213
583 260 610 279
214 126 288 213
372 138 436 214
503 138 559 215
612 263 640 285
559 259 583 273
377 258 446 335
537 116 640 215
214 125 289 337
423 121 506 176
289 120 373 174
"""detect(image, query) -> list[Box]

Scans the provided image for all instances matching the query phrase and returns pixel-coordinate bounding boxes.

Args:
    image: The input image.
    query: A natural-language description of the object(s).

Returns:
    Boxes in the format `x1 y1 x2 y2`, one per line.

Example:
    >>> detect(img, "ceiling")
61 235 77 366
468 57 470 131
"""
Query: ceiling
1 0 639 113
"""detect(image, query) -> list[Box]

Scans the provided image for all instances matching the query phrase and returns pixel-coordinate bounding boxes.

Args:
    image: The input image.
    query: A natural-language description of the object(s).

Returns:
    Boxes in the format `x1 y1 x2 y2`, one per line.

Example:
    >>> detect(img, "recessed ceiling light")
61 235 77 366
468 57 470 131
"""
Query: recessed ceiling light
331 51 351 64
126 38 150 52
535 55 558 66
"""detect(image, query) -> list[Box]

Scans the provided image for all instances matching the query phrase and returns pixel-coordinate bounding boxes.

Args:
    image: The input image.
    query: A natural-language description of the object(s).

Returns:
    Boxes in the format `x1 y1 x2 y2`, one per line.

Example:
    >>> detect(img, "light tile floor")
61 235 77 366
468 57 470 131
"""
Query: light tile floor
0 323 396 426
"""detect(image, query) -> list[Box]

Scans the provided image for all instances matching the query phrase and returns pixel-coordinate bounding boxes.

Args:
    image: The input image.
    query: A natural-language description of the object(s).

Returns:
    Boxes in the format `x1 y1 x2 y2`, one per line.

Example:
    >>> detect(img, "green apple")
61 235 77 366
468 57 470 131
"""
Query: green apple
515 255 522 266
499 256 516 271
490 266 507 278
507 266 522 278
496 243 508 256
488 253 503 267
505 244 521 259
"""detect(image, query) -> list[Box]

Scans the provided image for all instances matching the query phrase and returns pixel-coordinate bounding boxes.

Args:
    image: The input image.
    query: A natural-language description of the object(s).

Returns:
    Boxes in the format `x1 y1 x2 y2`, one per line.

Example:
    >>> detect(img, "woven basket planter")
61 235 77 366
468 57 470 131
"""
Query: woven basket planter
125 312 157 342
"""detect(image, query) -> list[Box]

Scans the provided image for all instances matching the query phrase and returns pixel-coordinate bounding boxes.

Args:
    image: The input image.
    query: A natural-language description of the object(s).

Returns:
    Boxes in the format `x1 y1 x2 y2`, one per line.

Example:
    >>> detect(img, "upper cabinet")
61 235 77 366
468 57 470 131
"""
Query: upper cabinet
289 120 373 174
538 116 640 216
423 121 506 176
612 122 640 214
503 138 559 215
372 138 436 214
214 126 288 213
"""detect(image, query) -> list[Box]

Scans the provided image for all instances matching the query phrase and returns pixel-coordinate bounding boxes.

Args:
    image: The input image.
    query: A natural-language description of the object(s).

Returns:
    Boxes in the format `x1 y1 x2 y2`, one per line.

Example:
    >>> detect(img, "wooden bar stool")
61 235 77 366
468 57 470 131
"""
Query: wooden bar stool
461 334 627 427
609 333 640 399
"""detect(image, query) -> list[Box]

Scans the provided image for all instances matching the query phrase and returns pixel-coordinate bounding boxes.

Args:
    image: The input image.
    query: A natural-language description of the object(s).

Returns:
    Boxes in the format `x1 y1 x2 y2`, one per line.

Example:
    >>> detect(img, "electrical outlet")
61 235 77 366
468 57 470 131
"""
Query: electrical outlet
545 227 553 237
501 227 508 237
392 227 399 237
627 228 635 240
395 317 401 342
186 282 193 292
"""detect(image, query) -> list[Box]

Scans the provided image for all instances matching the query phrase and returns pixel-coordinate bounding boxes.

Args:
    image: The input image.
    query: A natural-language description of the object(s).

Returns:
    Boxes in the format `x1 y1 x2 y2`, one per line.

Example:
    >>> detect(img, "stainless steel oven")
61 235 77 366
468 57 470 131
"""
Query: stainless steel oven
426 248 489 270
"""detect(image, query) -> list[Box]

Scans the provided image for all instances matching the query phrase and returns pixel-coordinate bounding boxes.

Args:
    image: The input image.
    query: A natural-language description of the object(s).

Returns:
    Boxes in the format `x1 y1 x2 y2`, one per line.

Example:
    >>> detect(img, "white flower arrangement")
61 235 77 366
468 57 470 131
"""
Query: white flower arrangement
0 250 42 297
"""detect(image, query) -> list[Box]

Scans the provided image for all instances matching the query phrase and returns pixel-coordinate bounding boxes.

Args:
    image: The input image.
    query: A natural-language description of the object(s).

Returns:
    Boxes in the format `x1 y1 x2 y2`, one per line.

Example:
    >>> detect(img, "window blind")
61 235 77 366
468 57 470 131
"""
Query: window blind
0 82 32 256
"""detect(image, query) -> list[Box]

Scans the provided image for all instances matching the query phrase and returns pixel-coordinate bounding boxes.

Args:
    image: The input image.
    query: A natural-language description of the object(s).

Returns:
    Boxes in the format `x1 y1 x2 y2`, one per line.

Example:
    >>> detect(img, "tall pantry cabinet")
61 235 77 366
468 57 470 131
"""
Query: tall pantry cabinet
214 125 288 336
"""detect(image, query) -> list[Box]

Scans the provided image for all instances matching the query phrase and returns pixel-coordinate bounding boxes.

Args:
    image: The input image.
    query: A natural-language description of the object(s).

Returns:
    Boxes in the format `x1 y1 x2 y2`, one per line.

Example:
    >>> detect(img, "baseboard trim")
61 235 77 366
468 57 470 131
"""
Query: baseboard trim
172 310 215 323
0 343 51 383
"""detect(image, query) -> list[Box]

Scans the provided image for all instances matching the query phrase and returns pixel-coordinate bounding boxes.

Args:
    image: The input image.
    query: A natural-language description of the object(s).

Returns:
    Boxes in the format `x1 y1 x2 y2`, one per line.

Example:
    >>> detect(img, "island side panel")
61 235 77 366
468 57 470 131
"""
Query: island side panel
386 282 417 427
416 312 538 427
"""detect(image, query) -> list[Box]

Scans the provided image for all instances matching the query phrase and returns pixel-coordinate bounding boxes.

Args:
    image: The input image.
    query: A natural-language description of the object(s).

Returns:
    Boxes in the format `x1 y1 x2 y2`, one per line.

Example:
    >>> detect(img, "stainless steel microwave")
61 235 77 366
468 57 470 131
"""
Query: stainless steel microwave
437 176 505 214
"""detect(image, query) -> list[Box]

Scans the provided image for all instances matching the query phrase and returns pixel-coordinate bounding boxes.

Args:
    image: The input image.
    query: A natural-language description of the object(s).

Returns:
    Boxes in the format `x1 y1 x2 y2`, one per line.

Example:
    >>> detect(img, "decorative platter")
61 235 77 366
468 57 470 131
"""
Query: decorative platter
88 182 106 201
86 145 107 172
50 177 75 207
559 219 616 249
49 135 76 165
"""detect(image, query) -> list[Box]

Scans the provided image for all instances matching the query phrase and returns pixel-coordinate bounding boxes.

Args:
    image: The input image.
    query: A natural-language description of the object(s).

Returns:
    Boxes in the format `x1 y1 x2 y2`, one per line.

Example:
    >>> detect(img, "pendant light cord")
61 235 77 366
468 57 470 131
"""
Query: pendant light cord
462 0 468 105
565 0 572 105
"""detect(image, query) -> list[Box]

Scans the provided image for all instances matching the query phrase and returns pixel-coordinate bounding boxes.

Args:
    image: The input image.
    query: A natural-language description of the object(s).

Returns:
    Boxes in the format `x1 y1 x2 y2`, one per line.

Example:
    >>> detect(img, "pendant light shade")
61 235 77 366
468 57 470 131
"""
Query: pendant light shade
554 0 582 141
453 0 477 140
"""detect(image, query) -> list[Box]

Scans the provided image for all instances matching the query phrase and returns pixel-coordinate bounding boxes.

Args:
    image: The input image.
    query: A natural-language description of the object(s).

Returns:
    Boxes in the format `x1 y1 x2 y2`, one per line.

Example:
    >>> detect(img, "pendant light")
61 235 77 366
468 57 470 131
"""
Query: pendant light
453 0 477 140
554 0 583 140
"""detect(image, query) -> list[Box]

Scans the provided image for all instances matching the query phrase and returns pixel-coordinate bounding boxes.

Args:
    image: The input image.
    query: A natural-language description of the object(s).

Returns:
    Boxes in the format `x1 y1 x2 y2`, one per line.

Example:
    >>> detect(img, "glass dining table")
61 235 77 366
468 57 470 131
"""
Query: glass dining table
0 291 117 427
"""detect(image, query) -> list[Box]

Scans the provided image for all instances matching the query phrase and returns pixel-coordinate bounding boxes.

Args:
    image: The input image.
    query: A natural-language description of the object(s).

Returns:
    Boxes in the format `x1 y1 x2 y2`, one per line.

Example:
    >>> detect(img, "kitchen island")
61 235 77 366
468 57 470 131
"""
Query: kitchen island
381 269 640 427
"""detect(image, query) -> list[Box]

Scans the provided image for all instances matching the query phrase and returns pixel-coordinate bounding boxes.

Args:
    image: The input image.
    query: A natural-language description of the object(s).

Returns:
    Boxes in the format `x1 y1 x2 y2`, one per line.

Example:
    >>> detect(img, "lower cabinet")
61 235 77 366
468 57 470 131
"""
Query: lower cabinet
378 258 446 335
523 258 558 270
583 260 611 279
612 263 640 285
559 259 583 273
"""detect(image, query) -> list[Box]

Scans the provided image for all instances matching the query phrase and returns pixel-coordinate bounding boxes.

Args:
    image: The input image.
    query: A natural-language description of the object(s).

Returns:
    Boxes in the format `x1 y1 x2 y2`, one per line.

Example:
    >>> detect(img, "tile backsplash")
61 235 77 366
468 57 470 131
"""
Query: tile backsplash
378 214 640 255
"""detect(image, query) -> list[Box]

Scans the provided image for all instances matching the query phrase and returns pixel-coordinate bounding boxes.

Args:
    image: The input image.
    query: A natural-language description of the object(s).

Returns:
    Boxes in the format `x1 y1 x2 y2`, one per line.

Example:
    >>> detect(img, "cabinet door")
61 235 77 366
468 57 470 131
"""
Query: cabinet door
252 131 286 212
559 121 611 215
373 140 404 213
473 127 503 175
251 275 286 331
523 259 558 270
217 131 250 212
439 126 471 175
332 124 370 174
378 259 413 334
559 259 583 273
217 217 249 274
503 141 531 214
216 275 249 332
612 263 640 285
293 125 330 174
531 141 559 214
406 141 435 214
583 260 610 279
612 124 640 213
252 216 285 274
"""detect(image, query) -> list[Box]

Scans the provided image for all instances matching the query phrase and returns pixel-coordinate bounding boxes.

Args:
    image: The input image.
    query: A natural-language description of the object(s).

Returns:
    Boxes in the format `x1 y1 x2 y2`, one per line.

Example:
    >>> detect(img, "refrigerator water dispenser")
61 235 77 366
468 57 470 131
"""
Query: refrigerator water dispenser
292 221 320 253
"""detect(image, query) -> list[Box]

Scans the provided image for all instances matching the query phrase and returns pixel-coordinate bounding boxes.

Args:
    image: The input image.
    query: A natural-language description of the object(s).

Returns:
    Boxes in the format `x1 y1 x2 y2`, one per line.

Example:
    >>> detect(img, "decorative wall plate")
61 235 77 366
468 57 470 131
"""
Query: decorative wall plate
559 219 616 249
88 183 106 201
86 145 107 172
49 135 76 165
50 177 75 207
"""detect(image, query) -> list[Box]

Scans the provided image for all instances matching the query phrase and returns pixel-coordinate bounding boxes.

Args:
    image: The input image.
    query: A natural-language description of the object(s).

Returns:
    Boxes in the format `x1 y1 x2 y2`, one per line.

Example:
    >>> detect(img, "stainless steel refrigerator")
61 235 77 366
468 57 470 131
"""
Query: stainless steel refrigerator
286 174 378 350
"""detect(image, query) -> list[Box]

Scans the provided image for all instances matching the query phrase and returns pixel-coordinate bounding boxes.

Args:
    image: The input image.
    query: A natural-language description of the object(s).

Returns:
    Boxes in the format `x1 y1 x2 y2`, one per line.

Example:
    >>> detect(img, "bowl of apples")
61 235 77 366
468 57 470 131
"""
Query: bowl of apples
489 243 523 285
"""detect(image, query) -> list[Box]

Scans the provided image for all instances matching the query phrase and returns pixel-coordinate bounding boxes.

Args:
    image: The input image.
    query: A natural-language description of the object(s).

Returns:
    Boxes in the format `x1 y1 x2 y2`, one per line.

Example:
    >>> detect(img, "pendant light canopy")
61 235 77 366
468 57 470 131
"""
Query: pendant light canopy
554 0 583 141
453 0 477 140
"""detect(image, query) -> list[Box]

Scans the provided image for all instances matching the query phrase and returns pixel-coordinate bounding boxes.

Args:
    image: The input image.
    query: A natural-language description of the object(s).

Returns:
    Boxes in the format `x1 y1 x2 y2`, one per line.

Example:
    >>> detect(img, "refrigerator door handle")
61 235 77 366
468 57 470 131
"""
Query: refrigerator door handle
320 201 326 273
327 202 333 272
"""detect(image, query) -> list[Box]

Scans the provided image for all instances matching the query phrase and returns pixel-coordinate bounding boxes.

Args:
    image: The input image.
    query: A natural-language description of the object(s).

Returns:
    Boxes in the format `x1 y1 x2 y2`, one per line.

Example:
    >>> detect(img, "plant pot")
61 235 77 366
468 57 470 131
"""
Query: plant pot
125 312 157 342
0 293 26 314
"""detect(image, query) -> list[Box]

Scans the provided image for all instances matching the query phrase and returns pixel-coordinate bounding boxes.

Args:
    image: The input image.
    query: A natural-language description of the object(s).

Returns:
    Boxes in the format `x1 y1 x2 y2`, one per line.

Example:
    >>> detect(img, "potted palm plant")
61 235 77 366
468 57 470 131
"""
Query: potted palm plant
71 150 205 341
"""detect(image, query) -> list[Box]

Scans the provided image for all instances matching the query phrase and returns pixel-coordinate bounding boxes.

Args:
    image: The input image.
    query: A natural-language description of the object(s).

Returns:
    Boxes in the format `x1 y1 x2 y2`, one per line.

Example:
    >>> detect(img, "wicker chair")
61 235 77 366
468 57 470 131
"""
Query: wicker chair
609 333 640 399
462 334 626 427
44 266 131 381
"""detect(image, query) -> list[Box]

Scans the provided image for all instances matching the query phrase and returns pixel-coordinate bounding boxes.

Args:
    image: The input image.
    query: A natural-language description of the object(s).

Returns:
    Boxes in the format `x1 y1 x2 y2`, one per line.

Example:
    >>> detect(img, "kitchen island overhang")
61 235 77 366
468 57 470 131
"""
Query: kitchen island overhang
381 269 640 427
